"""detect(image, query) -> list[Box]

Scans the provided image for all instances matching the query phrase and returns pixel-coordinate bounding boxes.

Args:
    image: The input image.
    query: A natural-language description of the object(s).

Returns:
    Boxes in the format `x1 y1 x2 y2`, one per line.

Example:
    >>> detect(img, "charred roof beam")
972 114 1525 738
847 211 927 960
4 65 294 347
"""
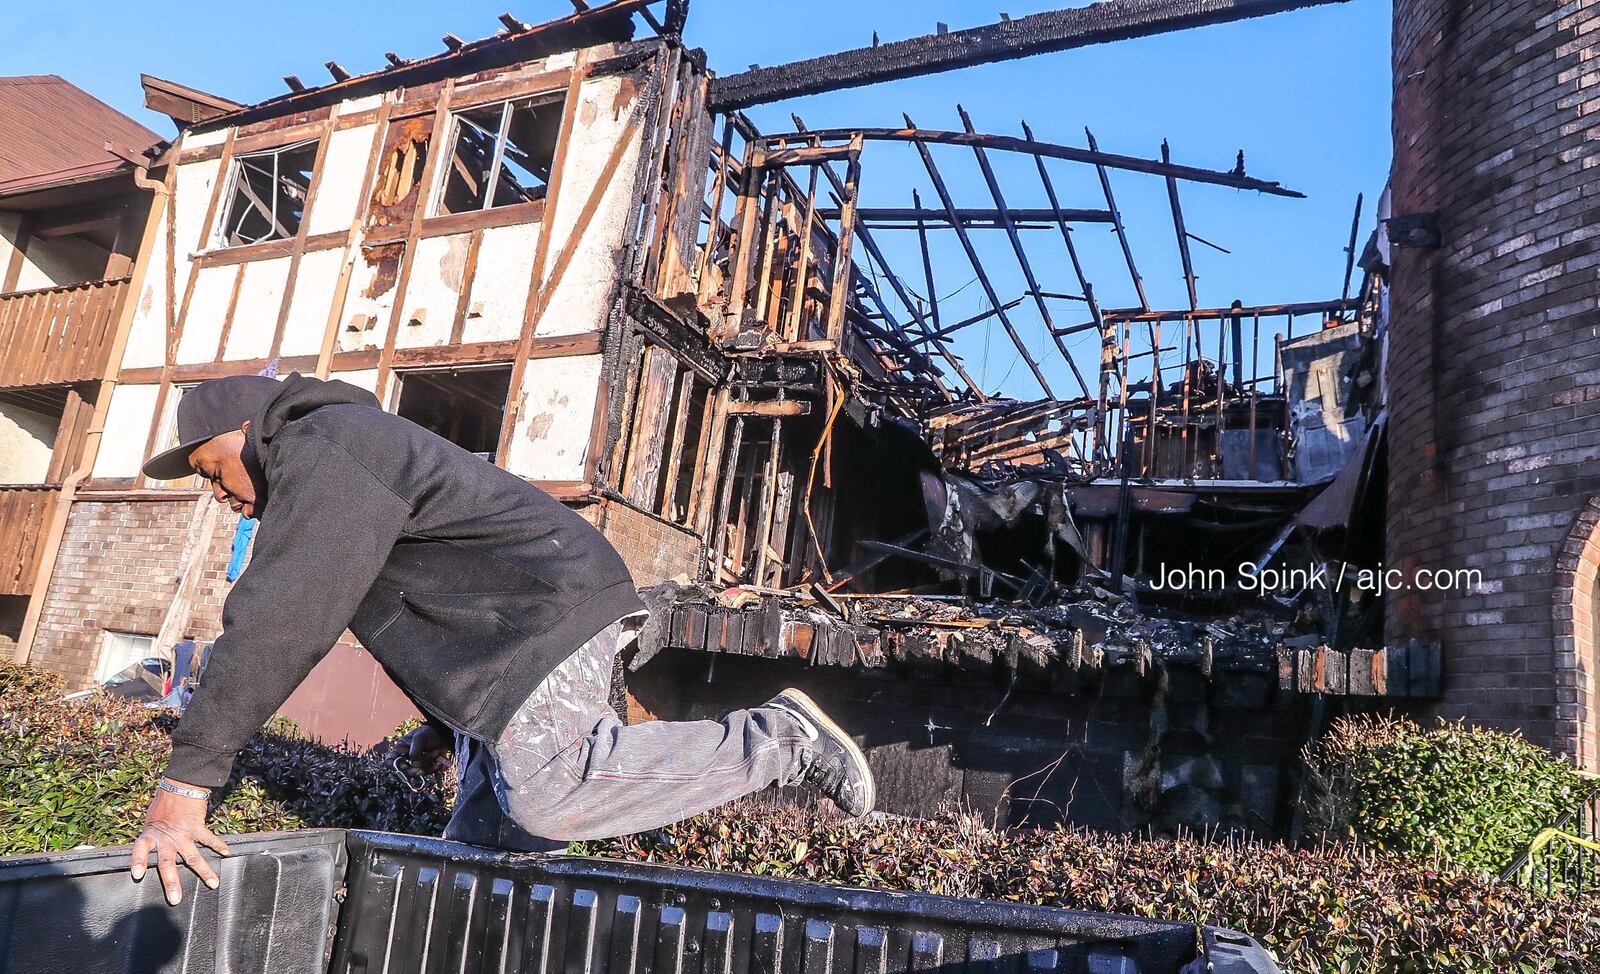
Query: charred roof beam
762 126 1304 198
903 113 1056 399
789 114 983 397
818 206 1113 227
958 104 1092 400
709 0 1351 110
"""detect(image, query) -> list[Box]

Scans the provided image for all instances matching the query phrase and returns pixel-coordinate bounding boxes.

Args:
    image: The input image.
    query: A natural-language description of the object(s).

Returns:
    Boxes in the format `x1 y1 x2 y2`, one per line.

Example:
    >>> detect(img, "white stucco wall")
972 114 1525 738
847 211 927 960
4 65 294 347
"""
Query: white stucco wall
307 122 379 237
92 384 160 479
462 222 539 344
533 72 644 338
504 353 602 481
0 399 59 484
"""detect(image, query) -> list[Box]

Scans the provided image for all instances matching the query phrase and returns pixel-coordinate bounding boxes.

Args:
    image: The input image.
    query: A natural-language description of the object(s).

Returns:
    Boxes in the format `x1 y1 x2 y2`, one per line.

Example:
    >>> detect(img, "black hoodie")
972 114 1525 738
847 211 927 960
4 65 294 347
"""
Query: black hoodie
166 373 643 788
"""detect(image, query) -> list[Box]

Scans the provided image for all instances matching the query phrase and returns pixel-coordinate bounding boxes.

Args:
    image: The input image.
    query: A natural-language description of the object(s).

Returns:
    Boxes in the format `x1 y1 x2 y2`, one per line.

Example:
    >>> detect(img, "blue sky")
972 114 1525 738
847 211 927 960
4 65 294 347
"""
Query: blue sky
5 0 1391 400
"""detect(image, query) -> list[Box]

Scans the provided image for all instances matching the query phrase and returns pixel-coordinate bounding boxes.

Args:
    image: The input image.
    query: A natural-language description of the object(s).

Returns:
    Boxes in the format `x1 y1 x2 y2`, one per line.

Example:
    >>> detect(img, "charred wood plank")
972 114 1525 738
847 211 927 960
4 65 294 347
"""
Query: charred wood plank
777 125 1304 198
817 206 1113 225
709 0 1351 112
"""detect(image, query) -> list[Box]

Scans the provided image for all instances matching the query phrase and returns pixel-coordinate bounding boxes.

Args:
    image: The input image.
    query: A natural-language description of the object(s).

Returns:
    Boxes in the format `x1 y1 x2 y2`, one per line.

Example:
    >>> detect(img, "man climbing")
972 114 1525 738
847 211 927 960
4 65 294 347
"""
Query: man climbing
127 372 874 905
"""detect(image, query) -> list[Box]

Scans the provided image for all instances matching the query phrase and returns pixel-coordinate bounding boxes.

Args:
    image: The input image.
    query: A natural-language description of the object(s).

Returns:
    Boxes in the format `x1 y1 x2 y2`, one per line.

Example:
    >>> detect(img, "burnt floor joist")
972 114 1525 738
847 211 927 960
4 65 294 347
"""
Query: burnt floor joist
708 0 1352 110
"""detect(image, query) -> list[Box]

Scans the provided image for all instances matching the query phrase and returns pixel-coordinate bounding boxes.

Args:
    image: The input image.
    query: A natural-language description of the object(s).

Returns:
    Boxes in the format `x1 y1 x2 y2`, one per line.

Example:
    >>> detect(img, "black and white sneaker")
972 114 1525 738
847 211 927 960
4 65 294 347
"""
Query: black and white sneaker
766 688 876 817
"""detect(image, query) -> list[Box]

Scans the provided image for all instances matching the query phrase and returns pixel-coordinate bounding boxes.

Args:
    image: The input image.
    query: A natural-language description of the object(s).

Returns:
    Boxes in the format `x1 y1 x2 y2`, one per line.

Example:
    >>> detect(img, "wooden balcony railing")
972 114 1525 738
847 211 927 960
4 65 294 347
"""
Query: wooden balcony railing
0 485 59 597
0 277 129 388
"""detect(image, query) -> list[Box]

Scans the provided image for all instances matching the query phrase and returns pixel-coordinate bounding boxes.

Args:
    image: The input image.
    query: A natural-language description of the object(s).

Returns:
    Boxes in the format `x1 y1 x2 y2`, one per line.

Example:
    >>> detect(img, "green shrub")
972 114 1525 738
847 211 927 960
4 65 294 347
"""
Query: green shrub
1301 714 1599 877
0 661 451 854
577 802 1600 974
4 663 1597 973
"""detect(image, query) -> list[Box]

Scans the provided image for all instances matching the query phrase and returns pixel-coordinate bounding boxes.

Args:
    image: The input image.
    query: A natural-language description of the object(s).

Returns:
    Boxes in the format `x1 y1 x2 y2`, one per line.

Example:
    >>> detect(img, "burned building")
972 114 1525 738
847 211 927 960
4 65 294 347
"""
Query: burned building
3 0 1472 834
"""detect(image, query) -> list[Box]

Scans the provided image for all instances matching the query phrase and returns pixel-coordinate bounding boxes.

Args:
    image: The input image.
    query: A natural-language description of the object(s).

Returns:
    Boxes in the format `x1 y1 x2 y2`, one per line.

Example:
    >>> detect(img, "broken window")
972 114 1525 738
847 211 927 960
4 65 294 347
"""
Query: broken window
217 139 319 247
96 630 155 684
434 94 563 215
393 366 512 461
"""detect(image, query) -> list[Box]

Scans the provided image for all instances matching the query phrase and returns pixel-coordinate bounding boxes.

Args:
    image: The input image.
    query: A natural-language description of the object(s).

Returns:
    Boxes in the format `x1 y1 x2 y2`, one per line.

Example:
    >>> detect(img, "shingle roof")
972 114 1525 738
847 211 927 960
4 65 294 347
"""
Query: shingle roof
0 75 162 187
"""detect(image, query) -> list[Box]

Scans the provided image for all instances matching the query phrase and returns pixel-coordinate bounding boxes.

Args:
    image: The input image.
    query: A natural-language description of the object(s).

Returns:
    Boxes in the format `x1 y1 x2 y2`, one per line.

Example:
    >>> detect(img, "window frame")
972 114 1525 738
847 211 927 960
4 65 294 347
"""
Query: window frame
428 91 565 219
213 137 321 250
389 363 515 464
95 630 156 684
148 382 204 489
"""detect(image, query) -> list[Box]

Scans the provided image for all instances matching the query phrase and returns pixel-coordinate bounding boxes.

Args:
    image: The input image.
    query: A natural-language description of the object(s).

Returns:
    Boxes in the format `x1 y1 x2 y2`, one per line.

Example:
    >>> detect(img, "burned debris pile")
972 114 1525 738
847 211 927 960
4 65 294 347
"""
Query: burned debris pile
638 571 1439 706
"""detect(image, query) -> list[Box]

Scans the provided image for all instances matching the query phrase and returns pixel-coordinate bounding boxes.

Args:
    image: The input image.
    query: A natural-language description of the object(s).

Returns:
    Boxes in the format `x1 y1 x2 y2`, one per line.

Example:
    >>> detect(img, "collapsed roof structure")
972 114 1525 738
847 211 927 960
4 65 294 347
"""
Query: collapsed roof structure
4 0 1422 835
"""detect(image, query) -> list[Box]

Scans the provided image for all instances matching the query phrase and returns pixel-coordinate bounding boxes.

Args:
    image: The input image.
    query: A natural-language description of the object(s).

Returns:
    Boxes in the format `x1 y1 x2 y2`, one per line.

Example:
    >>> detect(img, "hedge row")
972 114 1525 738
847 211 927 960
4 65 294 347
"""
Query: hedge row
576 805 1599 974
1302 714 1599 879
3 663 1596 974
0 663 450 853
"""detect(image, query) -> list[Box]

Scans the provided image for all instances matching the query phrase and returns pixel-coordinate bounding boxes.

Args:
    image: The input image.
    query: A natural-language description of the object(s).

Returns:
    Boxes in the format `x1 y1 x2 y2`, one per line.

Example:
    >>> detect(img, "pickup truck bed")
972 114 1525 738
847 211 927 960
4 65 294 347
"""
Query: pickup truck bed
0 830 1279 973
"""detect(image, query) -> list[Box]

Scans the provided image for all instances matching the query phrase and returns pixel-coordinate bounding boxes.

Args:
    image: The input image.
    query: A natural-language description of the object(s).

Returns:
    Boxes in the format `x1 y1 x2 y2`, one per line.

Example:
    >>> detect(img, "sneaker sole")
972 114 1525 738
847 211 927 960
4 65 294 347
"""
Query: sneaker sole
778 687 875 816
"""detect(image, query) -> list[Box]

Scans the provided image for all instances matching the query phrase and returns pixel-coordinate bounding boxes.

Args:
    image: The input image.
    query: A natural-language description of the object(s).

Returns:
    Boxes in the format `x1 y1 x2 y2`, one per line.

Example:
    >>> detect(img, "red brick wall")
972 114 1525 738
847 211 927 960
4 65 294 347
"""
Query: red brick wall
28 497 419 747
1387 0 1600 765
31 498 242 689
584 496 702 586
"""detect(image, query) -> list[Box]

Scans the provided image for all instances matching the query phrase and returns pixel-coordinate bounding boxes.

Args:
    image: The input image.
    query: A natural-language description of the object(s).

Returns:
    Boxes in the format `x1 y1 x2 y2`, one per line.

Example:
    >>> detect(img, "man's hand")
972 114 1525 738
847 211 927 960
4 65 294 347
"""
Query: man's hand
129 780 231 906
385 724 452 776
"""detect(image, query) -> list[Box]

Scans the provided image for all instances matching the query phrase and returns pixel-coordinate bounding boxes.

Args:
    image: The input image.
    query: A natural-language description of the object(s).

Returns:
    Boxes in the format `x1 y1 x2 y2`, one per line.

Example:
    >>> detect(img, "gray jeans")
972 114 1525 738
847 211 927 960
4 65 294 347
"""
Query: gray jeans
443 618 813 849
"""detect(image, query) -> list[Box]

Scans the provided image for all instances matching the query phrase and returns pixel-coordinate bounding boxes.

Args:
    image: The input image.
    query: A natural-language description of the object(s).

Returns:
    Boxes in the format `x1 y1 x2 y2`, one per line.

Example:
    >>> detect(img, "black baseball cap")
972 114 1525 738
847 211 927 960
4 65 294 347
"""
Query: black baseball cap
141 375 284 481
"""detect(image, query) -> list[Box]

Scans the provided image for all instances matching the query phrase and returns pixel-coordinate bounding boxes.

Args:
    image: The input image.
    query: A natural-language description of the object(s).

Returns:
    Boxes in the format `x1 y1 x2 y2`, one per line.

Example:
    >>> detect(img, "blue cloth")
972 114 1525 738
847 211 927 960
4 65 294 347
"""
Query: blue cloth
171 639 197 684
226 517 257 581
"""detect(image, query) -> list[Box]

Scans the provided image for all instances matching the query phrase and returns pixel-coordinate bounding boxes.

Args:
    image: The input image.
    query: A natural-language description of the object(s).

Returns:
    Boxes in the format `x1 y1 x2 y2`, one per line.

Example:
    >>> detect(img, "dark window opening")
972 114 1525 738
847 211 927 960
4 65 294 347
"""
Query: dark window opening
664 381 709 523
218 140 319 247
394 366 513 461
436 94 562 215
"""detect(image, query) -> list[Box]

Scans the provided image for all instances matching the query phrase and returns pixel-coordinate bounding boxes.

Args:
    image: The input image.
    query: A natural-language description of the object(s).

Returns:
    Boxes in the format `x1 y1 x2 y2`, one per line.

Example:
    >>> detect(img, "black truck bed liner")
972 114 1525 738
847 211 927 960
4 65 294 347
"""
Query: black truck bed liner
0 830 1278 973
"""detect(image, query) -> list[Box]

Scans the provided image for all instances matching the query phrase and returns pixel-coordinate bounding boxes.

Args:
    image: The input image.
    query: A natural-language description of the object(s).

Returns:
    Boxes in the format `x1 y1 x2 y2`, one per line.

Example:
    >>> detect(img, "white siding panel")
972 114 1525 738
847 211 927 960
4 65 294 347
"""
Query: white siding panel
337 248 400 352
92 384 160 478
394 233 469 349
535 74 643 337
461 223 538 344
174 265 237 364
504 353 601 481
278 249 344 356
223 257 292 361
120 206 171 370
306 123 377 236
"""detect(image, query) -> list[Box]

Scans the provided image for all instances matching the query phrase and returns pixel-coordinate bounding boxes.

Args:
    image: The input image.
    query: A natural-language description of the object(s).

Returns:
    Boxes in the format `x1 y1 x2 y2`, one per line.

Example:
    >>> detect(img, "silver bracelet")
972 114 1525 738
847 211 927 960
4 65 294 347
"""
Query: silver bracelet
157 779 210 801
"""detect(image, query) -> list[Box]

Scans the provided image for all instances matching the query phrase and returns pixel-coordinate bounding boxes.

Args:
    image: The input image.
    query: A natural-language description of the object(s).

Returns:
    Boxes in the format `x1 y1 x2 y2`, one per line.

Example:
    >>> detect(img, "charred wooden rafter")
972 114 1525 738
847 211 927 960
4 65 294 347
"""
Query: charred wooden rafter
708 0 1351 110
764 125 1305 198
817 206 1113 227
193 0 661 129
958 105 1092 400
903 113 1056 398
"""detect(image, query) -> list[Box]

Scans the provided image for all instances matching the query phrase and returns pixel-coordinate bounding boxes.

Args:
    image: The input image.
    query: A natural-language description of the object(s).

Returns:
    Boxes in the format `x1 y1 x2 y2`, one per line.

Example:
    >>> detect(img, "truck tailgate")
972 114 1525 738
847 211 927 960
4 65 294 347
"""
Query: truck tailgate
0 830 1279 974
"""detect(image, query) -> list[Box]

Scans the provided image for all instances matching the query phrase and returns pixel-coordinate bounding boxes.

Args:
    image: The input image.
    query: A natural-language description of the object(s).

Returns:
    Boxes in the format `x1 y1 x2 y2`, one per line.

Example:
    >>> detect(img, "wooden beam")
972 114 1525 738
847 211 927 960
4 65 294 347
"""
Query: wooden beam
959 104 1091 400
709 0 1351 111
728 399 812 417
754 125 1305 198
903 113 1054 397
818 206 1111 225
1023 118 1109 463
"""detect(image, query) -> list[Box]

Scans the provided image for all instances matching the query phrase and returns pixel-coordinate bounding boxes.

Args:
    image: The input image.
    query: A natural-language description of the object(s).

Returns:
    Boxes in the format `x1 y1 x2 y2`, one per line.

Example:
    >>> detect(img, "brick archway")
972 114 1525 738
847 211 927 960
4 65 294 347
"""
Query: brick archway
1553 498 1600 769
